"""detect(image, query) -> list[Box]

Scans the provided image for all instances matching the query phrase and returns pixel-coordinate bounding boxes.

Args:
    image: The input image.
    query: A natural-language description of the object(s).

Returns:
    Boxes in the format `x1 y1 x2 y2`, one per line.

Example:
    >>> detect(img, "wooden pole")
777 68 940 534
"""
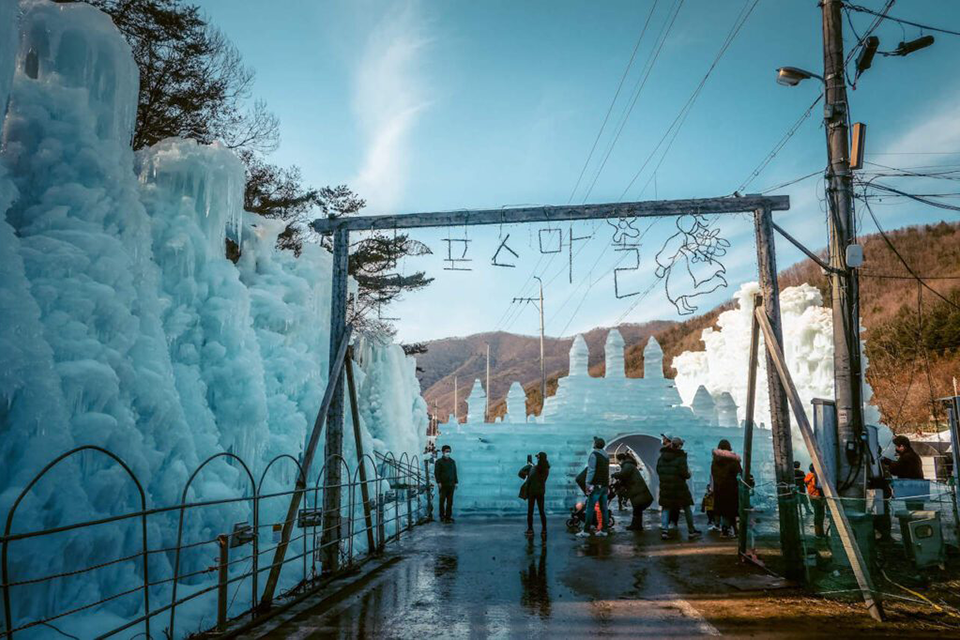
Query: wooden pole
216 535 228 631
823 0 866 502
755 307 885 622
259 325 353 607
345 346 376 554
753 205 804 582
738 294 762 558
322 227 351 574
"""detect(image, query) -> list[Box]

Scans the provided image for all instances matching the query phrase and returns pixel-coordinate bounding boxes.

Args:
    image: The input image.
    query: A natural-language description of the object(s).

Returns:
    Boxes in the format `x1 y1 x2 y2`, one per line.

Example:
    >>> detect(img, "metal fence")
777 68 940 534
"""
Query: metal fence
1 445 432 639
741 476 960 601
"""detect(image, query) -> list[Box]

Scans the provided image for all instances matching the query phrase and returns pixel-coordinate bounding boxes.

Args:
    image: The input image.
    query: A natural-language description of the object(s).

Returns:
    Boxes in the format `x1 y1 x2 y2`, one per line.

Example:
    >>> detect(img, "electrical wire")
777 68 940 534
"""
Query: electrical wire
860 197 960 312
567 0 661 204
845 3 960 38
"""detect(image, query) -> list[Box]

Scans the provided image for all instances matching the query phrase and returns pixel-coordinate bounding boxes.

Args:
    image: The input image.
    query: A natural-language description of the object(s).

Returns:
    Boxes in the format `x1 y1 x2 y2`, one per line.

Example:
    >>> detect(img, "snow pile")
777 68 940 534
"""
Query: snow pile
0 1 426 636
672 282 880 461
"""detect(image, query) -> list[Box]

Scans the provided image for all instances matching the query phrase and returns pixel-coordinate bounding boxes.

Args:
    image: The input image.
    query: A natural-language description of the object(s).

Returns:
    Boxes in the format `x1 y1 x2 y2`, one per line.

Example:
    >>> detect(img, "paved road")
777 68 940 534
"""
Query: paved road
260 515 722 639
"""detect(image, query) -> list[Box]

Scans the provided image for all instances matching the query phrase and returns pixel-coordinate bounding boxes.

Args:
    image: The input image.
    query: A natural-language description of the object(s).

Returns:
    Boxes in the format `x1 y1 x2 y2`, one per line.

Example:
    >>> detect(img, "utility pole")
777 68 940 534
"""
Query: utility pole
513 276 546 411
453 376 458 424
822 0 865 501
485 342 491 423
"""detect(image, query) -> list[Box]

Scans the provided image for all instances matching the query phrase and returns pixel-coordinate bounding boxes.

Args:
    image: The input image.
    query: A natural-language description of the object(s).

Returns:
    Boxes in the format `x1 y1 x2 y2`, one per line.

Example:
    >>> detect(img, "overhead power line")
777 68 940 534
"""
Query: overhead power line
861 197 960 312
567 0 661 204
845 3 960 37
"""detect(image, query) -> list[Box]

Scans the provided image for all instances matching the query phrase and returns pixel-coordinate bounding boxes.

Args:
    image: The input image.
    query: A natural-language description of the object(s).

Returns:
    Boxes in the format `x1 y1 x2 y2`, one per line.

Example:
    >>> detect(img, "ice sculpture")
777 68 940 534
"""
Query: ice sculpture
0 2 427 634
437 331 772 514
673 281 880 462
716 391 739 428
505 381 527 423
465 378 486 423
691 385 719 426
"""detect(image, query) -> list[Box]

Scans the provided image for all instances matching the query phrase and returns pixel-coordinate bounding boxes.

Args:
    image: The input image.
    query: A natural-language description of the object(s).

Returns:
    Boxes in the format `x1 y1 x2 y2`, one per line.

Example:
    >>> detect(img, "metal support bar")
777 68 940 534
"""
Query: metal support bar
346 346 376 554
755 307 885 622
259 324 353 609
770 221 839 275
738 294 761 558
216 535 228 631
309 195 790 233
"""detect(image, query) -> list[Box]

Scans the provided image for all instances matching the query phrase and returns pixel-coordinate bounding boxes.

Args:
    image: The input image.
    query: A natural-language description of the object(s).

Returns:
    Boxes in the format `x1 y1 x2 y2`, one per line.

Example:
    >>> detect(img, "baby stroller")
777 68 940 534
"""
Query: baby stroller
565 469 619 532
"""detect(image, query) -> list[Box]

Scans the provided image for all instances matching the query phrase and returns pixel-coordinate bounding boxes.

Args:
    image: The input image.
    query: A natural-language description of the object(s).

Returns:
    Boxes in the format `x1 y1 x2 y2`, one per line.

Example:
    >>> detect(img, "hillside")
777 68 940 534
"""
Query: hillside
417 221 960 431
417 322 674 421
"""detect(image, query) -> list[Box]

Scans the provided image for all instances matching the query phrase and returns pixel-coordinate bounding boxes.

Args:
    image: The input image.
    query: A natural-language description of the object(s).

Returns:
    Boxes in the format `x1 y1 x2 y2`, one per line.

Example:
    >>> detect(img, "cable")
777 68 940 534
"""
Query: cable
858 181 960 212
757 170 822 194
735 94 824 195
580 0 687 204
861 198 960 311
620 0 761 199
567 0 661 204
845 3 960 38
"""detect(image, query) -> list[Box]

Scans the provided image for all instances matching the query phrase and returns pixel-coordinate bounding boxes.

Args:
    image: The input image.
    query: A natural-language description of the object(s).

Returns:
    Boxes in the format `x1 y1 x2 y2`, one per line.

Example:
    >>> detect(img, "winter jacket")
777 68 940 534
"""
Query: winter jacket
435 456 458 487
710 448 742 520
887 448 924 480
585 448 610 486
612 460 652 505
525 461 550 498
656 446 693 509
805 471 822 499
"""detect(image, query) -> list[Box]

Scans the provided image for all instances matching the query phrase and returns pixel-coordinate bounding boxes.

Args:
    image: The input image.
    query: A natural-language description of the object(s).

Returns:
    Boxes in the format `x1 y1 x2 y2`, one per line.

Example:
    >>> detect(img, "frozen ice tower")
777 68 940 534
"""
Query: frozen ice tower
716 391 739 428
505 381 527 423
465 378 486 423
604 329 625 378
691 385 719 426
644 336 665 379
569 333 589 376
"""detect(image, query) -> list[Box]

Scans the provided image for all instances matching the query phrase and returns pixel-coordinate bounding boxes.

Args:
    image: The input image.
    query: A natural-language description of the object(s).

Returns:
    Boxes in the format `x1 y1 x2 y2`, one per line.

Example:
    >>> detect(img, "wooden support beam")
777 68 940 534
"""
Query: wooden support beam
322 228 351 574
770 221 838 275
310 195 790 233
345 346 376 554
738 294 761 558
259 324 353 608
755 307 885 622
753 205 805 582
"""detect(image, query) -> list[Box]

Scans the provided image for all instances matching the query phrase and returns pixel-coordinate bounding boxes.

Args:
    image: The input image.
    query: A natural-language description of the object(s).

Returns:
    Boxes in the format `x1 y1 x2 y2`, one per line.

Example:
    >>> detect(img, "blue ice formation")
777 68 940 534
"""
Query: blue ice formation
0 1 426 636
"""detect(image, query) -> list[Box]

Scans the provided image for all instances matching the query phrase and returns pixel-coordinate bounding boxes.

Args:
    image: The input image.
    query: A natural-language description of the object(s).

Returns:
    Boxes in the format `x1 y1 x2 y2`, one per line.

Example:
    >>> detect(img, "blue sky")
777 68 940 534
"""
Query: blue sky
195 0 960 343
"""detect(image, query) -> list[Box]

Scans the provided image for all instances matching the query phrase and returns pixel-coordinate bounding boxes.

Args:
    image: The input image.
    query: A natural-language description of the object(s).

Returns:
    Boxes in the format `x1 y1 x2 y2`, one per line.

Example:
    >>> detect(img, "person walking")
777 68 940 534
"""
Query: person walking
435 444 458 523
577 437 611 538
805 464 826 538
520 452 550 539
794 460 812 516
656 437 698 540
613 452 653 531
710 439 742 538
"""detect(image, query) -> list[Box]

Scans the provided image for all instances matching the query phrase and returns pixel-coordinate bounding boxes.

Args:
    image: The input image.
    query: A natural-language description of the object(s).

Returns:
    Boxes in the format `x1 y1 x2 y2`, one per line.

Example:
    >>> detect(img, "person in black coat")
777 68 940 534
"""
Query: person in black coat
613 453 653 530
520 452 550 538
882 434 925 511
710 439 742 537
656 437 699 540
434 444 458 523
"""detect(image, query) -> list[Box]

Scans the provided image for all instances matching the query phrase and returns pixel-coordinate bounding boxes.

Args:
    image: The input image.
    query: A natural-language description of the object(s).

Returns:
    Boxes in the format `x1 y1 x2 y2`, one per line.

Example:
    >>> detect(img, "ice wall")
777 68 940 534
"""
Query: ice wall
673 282 880 462
0 1 428 635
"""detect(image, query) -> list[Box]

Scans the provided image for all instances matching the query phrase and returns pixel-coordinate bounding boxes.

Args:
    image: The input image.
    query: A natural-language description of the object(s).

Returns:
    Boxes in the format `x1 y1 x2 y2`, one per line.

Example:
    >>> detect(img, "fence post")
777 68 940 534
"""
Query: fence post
739 294 761 558
425 459 434 522
216 535 229 631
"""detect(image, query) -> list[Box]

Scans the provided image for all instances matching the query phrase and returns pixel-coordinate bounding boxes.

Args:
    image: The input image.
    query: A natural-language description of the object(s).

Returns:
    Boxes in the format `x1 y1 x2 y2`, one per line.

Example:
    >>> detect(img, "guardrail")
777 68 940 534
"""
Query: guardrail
1 445 431 638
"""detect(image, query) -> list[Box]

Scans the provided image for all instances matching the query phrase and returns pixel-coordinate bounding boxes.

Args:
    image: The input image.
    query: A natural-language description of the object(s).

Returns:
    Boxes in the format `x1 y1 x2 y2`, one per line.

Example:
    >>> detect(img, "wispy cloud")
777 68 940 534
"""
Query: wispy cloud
880 91 960 157
351 2 431 213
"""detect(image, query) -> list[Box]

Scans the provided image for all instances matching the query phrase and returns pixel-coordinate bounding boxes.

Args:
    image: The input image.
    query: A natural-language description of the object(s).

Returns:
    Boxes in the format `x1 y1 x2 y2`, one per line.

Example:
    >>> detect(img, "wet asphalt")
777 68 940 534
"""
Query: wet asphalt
261 513 724 639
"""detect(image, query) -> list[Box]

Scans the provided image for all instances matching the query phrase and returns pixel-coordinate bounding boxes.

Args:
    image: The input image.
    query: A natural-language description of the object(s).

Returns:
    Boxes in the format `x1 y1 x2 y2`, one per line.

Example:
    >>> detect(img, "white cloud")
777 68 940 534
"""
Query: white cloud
351 2 431 213
880 91 960 157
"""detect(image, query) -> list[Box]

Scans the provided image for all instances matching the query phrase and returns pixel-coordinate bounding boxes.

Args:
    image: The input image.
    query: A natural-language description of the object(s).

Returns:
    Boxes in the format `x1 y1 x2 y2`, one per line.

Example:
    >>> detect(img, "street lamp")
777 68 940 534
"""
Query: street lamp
775 66 824 86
